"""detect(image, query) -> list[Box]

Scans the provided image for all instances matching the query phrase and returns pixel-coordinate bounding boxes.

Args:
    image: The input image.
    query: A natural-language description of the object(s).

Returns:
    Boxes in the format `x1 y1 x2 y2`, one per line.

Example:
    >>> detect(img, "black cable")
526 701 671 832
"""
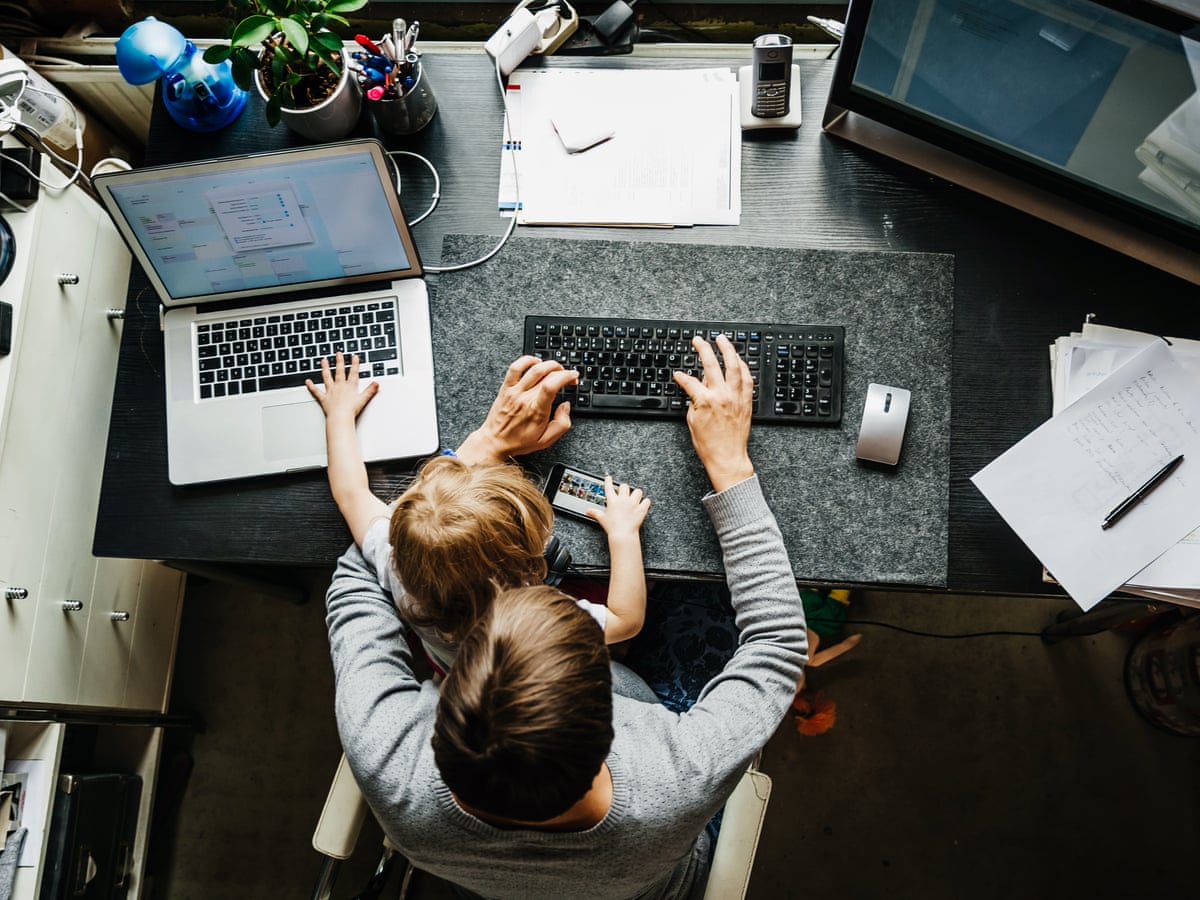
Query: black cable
635 0 716 44
845 618 1044 639
559 575 1049 638
636 27 686 44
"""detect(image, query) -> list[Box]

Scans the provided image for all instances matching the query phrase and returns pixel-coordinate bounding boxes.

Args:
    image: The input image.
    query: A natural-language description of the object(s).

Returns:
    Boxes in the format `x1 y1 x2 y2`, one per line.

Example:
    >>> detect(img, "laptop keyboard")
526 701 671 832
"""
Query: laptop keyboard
195 299 401 399
524 315 844 424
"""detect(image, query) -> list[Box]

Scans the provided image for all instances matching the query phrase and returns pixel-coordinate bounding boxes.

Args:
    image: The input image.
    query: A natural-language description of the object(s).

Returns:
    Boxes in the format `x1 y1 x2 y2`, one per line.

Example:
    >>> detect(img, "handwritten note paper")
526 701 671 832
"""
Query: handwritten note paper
972 340 1200 610
1051 324 1200 595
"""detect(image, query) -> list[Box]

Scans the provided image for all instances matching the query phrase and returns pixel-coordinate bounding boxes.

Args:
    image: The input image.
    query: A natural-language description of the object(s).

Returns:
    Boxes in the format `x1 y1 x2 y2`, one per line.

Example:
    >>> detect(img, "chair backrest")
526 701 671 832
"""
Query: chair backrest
313 755 772 900
313 753 369 860
702 767 773 900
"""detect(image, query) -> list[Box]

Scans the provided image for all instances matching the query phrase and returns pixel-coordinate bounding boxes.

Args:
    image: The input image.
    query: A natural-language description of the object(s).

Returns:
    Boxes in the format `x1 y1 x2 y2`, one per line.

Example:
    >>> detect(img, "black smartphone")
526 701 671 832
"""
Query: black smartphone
543 463 612 525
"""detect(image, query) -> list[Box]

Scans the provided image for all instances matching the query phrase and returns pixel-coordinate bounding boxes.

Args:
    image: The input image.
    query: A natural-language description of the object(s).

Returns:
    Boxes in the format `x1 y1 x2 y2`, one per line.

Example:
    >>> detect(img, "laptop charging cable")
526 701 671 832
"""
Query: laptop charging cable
398 54 522 274
393 2 580 273
424 55 521 273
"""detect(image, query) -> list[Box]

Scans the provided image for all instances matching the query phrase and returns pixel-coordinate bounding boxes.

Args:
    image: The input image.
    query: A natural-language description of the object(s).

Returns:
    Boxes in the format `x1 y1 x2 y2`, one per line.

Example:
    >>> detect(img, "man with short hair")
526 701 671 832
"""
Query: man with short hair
326 334 808 899
434 583 615 825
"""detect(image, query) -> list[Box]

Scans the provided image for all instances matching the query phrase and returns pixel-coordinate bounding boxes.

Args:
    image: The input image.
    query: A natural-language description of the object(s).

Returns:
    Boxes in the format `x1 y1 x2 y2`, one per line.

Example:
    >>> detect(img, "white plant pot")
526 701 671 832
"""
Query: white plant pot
255 49 362 142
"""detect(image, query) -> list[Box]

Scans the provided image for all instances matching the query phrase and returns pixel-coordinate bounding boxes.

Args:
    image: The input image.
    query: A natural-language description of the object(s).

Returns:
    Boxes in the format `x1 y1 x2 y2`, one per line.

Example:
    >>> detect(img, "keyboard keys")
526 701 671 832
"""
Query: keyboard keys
259 371 319 392
591 394 667 411
195 299 403 401
523 316 843 425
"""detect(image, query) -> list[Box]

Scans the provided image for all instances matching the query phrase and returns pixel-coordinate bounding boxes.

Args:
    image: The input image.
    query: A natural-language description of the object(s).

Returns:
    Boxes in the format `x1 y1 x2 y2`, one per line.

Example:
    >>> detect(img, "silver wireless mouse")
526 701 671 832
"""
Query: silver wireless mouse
855 383 911 466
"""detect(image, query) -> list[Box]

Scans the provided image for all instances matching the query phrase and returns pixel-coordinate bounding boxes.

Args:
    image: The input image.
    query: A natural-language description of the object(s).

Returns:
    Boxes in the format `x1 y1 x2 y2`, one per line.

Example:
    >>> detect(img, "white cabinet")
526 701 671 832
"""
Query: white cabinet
0 157 185 711
0 151 185 900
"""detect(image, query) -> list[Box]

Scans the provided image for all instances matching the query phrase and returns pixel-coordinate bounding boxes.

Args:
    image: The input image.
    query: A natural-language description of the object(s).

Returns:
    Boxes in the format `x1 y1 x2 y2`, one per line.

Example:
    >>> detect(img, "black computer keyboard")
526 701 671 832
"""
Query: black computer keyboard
523 315 844 425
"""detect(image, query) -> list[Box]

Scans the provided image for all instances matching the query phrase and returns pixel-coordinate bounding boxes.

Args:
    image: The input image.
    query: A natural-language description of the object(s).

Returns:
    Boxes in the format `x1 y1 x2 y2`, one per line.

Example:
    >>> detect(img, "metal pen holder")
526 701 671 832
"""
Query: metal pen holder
368 60 437 135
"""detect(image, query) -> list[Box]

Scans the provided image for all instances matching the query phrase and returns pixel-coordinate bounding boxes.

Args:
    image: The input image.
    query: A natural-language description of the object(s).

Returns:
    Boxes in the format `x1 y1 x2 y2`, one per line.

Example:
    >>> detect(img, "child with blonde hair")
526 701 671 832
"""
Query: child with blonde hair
307 352 650 670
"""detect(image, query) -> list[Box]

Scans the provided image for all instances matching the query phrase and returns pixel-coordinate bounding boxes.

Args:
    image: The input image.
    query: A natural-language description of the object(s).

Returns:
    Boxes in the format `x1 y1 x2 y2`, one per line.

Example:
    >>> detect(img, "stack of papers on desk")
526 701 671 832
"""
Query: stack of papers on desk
972 322 1200 611
498 67 741 226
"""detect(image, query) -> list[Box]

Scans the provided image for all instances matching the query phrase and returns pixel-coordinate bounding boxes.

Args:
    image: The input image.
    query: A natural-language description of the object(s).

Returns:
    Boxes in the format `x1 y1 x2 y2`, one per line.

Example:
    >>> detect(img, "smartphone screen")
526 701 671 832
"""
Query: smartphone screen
544 464 609 523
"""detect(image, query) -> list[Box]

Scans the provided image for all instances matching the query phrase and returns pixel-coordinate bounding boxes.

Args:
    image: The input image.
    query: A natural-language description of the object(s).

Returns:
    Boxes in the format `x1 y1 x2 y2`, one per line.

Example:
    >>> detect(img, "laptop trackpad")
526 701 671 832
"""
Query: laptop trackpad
262 401 326 461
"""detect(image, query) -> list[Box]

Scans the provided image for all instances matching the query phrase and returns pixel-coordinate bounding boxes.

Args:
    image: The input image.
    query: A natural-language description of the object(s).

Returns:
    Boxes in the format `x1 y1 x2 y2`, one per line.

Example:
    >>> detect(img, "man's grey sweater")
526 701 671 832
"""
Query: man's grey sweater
326 475 808 900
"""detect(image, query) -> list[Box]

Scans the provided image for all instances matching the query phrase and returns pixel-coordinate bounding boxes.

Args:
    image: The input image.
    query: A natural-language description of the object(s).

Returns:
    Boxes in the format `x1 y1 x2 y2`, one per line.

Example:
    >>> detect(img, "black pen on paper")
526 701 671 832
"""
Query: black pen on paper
1101 454 1185 531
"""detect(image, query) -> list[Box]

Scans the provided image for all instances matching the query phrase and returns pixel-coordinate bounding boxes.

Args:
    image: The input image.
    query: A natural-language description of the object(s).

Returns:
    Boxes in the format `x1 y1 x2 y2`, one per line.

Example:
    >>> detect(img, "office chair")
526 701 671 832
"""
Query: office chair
311 753 772 900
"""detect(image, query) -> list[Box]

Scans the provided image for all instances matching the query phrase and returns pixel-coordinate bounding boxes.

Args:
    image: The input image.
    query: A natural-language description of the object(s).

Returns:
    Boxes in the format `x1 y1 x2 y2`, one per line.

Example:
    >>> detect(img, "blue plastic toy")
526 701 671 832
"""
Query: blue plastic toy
116 17 247 132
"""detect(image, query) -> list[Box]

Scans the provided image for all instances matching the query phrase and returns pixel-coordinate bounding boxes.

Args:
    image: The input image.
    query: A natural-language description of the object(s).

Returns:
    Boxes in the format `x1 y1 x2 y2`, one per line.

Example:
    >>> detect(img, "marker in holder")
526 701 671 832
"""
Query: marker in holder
369 59 436 135
359 22 437 136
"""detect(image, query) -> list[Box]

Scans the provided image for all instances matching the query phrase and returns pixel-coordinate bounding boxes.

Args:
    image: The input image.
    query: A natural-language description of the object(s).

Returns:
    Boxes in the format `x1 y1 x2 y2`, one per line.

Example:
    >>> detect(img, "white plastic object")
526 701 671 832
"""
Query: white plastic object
484 7 544 76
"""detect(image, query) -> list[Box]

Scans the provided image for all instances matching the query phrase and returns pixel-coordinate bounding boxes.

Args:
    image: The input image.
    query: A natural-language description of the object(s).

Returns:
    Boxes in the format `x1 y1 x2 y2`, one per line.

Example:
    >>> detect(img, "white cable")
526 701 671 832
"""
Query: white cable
0 125 84 193
22 80 85 191
386 149 441 226
0 189 31 212
423 55 520 274
0 130 83 193
38 124 85 192
21 55 79 67
0 80 84 193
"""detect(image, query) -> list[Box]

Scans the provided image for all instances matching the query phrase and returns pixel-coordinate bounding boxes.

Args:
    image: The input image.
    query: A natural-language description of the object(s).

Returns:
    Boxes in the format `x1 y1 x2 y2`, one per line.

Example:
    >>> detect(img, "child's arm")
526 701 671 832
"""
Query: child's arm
587 475 651 644
305 352 390 547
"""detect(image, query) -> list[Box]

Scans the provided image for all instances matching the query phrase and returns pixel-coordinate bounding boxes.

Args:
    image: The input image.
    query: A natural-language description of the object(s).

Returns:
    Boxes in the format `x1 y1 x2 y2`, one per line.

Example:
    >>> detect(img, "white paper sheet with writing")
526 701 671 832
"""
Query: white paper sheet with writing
497 67 741 225
1051 325 1200 597
973 340 1200 611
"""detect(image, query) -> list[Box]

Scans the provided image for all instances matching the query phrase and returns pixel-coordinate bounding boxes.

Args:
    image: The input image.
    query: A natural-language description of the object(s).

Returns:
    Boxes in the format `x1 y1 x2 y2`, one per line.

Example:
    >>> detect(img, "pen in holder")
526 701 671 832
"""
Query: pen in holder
369 57 437 135
357 21 437 136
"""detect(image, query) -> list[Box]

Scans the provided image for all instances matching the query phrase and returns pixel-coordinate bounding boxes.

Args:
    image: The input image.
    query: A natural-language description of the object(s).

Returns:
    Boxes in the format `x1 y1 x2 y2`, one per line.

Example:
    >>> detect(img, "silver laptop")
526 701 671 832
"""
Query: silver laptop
93 139 438 485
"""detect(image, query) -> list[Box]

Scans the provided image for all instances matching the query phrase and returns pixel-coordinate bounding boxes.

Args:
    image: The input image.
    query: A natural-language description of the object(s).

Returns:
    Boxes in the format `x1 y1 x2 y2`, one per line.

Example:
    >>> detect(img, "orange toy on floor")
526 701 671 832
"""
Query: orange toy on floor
793 588 861 735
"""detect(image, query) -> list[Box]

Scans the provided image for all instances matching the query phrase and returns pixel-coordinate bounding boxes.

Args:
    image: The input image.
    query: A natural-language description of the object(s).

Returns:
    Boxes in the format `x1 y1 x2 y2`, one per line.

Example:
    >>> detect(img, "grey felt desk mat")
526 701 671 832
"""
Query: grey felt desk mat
432 234 953 587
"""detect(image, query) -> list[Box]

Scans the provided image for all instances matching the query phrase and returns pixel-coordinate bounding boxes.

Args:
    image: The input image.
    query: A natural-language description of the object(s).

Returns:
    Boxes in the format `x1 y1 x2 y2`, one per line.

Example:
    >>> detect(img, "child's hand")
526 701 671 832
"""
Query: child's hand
305 352 379 421
587 475 650 538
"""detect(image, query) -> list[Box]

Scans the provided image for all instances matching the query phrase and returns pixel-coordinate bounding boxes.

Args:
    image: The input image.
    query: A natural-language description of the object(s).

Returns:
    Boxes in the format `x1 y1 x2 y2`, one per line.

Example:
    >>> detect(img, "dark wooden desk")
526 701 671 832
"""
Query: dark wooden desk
93 51 1200 596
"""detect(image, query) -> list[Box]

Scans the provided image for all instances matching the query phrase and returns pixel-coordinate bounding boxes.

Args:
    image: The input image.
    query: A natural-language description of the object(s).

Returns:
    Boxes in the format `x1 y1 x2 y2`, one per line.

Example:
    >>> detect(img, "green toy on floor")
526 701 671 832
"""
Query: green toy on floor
793 587 862 735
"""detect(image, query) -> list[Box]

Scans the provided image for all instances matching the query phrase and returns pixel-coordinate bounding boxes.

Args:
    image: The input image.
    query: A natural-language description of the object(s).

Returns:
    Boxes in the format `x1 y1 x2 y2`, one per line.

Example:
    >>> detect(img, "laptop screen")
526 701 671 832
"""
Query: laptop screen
94 140 423 307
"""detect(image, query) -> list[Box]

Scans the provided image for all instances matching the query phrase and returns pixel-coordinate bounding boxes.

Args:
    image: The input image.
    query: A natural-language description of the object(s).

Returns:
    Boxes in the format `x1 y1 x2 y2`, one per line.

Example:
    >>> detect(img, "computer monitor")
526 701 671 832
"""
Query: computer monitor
824 0 1200 284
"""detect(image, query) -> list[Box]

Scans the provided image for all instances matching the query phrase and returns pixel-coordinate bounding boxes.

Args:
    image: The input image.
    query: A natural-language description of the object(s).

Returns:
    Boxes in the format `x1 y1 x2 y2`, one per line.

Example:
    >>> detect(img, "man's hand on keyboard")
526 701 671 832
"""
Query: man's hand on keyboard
457 356 580 465
673 335 755 493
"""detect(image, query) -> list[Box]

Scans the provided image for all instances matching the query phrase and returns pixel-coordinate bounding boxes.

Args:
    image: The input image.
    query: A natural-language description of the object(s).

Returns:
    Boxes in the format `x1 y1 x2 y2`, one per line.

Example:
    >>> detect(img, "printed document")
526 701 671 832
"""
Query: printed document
497 67 741 225
972 340 1200 611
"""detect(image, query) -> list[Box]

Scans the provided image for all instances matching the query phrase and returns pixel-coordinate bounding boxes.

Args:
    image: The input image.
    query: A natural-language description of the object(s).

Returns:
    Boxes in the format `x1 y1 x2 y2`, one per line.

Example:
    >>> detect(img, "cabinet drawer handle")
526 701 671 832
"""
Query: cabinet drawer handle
60 600 84 612
5 587 29 600
106 308 125 320
109 610 131 622
58 273 80 285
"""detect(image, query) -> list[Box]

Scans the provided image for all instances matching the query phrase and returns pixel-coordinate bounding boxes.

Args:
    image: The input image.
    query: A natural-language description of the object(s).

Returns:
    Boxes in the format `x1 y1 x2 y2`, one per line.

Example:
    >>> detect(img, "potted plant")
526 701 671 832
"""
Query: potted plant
204 0 368 140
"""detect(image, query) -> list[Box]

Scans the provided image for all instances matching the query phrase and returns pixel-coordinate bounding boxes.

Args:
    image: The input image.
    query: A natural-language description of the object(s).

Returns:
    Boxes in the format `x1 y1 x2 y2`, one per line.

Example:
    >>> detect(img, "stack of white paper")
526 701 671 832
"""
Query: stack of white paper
1046 322 1200 608
973 323 1200 611
497 67 741 226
